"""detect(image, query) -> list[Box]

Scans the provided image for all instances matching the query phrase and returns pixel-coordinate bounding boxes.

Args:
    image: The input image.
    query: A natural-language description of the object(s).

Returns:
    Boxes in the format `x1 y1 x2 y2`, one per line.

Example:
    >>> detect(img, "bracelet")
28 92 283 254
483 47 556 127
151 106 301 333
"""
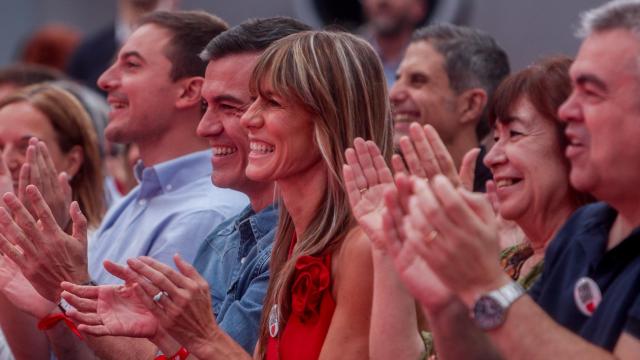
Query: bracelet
154 347 189 360
37 313 83 340
58 297 74 314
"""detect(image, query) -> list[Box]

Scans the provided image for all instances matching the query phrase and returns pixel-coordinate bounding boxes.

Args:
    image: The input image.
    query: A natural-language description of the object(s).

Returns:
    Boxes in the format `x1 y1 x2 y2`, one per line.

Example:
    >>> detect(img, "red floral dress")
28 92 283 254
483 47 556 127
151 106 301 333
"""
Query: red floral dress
266 238 336 359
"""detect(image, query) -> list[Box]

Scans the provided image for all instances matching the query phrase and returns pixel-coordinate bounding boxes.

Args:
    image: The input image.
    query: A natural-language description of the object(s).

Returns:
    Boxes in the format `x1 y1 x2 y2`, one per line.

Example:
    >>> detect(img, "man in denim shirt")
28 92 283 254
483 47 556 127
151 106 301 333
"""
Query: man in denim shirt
192 17 311 353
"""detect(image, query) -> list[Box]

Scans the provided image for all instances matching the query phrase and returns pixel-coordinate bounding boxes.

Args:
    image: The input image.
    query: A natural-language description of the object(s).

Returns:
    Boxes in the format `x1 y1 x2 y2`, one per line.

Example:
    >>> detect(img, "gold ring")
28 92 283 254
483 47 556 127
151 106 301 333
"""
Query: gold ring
426 230 438 243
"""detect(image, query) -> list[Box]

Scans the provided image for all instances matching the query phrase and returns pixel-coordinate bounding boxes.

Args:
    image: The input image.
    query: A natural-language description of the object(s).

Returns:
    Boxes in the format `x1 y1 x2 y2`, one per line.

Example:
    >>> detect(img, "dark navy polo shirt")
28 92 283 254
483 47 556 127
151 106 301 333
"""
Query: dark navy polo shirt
528 202 640 350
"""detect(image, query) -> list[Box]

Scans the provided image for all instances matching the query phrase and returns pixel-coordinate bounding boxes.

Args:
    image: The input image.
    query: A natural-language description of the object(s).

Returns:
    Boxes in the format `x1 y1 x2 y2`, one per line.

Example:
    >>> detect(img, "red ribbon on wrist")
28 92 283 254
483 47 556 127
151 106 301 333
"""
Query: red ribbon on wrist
37 313 83 340
154 347 189 360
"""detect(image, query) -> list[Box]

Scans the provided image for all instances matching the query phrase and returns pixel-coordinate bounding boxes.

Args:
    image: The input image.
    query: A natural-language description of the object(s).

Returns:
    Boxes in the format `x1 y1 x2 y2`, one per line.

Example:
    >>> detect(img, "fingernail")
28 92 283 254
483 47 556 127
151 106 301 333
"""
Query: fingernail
2 192 16 203
127 258 141 267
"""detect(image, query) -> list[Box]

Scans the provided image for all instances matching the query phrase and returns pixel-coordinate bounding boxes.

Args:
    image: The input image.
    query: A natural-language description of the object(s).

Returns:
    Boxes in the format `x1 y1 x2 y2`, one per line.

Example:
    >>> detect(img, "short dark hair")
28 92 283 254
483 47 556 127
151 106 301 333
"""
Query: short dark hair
199 17 312 61
139 10 229 80
488 56 594 207
0 64 66 88
489 56 572 131
412 23 510 140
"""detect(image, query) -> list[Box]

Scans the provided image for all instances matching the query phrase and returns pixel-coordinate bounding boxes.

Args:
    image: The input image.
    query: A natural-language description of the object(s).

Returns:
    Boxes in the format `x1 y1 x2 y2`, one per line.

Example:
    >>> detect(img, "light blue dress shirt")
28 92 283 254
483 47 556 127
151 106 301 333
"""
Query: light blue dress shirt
88 150 248 284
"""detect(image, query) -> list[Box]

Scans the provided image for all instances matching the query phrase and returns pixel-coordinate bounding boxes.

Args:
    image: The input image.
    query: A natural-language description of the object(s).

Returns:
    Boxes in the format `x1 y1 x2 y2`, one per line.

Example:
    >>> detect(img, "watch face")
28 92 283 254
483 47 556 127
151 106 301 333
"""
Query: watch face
473 295 505 330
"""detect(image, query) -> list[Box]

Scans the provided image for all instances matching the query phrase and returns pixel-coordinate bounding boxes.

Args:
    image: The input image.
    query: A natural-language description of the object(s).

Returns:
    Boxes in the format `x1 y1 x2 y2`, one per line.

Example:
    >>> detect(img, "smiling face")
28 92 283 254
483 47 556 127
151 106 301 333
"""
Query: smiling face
484 97 571 223
197 53 259 190
389 41 460 147
97 24 179 144
240 79 321 183
558 29 640 203
0 102 69 192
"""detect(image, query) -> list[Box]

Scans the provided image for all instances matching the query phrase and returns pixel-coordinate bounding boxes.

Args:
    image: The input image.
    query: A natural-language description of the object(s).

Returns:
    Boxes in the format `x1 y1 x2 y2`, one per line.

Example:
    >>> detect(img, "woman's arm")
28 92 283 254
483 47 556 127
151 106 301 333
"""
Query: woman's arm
0 293 49 360
370 249 425 360
319 228 373 359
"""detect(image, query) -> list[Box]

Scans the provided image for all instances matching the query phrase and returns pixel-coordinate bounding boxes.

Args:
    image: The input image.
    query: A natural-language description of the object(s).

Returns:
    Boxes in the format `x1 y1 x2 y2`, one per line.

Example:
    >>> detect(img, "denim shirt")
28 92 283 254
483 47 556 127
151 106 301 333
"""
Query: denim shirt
193 203 278 354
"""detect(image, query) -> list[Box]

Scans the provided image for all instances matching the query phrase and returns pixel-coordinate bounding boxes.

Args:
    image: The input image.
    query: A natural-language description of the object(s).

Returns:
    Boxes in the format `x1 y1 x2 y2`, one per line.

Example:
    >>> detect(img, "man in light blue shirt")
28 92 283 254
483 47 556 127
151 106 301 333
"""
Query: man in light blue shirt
88 149 247 284
86 11 247 284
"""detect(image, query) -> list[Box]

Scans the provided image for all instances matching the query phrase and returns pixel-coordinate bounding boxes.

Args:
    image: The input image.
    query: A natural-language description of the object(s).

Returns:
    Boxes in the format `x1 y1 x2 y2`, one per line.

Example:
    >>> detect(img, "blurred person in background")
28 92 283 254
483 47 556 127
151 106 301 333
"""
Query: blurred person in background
0 63 129 204
19 24 81 71
67 0 179 93
359 0 428 86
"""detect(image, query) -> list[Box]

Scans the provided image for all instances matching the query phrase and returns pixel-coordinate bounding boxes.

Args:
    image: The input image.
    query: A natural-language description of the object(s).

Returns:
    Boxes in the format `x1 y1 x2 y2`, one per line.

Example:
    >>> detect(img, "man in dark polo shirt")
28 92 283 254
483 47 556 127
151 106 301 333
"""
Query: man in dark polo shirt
392 0 640 358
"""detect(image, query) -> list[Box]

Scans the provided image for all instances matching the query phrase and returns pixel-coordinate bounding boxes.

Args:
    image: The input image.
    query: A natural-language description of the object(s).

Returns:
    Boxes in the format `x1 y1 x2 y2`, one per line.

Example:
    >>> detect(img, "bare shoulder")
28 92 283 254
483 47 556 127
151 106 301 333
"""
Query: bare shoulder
319 225 373 359
333 226 373 298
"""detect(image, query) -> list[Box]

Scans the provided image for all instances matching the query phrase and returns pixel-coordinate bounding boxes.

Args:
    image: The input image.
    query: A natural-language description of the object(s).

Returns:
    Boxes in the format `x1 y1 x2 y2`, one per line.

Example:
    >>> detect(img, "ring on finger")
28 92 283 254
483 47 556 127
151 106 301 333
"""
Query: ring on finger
152 291 169 302
359 187 368 194
426 230 439 243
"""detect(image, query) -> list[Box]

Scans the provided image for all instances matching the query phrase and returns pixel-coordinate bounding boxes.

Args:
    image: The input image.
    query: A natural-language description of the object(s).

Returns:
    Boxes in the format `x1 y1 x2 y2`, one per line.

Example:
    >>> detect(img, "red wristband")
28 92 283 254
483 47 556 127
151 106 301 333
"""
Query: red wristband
154 347 189 360
37 313 83 340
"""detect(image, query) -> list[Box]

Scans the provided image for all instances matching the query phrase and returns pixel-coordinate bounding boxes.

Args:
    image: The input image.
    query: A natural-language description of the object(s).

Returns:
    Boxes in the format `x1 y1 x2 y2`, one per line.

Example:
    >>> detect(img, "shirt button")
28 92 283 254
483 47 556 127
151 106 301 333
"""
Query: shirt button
138 199 147 206
166 184 173 191
240 257 246 264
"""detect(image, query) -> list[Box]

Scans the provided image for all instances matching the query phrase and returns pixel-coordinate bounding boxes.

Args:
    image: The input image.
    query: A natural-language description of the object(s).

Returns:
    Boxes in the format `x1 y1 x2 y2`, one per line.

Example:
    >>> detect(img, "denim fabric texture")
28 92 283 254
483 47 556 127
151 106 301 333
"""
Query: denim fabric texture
194 203 278 354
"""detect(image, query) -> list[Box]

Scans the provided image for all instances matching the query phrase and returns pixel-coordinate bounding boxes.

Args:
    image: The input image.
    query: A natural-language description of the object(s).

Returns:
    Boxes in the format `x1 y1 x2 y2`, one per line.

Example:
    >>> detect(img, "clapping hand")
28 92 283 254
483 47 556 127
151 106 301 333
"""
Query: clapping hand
343 138 395 250
381 174 454 314
404 175 508 306
19 138 73 230
0 253 56 318
125 255 219 357
392 123 479 191
0 186 89 302
61 261 159 337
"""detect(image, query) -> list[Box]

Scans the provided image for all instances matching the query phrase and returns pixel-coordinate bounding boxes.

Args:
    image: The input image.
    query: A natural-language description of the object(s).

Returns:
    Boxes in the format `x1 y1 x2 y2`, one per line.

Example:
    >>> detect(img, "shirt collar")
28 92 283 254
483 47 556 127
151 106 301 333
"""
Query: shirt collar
133 150 212 200
576 202 640 270
235 203 278 252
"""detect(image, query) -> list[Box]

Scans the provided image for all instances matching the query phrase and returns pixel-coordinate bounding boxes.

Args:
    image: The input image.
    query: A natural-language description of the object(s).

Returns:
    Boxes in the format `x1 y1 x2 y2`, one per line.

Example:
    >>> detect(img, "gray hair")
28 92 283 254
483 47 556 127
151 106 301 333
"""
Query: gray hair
578 0 640 37
411 23 510 140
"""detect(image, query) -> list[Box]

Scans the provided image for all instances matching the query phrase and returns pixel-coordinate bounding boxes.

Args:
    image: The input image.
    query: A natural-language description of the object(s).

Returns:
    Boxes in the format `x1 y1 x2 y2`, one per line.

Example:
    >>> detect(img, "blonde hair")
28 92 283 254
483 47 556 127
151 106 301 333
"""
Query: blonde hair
252 30 393 357
0 84 105 227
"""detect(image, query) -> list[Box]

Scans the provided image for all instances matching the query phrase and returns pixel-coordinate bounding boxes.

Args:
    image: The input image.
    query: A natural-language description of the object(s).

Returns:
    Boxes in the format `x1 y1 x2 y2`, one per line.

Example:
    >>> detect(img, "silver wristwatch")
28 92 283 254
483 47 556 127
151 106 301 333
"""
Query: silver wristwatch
472 281 525 331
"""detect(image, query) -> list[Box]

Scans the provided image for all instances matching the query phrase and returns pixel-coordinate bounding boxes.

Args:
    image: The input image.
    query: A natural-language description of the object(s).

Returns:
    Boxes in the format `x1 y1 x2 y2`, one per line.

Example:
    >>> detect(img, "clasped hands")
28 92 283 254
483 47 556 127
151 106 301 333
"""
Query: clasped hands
343 123 508 314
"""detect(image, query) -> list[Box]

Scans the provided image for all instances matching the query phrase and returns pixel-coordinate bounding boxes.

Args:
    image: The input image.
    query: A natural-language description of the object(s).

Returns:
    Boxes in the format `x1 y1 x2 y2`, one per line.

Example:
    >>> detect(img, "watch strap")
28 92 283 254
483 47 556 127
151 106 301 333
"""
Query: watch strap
489 281 525 308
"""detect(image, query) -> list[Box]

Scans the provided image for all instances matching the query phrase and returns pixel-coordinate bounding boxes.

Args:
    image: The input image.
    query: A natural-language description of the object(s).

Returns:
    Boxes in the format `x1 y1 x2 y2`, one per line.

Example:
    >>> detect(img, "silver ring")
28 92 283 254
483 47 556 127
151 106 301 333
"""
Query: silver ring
426 230 439 243
152 291 168 302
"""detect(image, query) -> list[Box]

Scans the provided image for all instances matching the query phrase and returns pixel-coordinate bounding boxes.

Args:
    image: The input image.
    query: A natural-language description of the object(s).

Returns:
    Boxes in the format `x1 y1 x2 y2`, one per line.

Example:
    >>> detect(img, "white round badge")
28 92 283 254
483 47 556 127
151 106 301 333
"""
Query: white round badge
268 304 280 338
573 277 602 317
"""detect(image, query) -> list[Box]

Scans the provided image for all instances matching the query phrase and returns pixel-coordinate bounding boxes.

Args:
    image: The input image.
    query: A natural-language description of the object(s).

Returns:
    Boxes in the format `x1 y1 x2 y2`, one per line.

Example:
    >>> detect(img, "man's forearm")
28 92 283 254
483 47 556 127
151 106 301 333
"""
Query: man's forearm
425 297 502 360
487 296 614 360
190 328 252 360
429 294 618 360
0 294 50 360
46 323 158 360
86 335 158 360
46 323 97 360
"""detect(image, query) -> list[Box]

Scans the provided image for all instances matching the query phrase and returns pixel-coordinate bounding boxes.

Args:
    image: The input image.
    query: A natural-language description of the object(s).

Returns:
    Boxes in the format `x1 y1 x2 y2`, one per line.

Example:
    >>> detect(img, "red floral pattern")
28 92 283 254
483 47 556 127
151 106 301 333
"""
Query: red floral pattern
290 255 330 323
